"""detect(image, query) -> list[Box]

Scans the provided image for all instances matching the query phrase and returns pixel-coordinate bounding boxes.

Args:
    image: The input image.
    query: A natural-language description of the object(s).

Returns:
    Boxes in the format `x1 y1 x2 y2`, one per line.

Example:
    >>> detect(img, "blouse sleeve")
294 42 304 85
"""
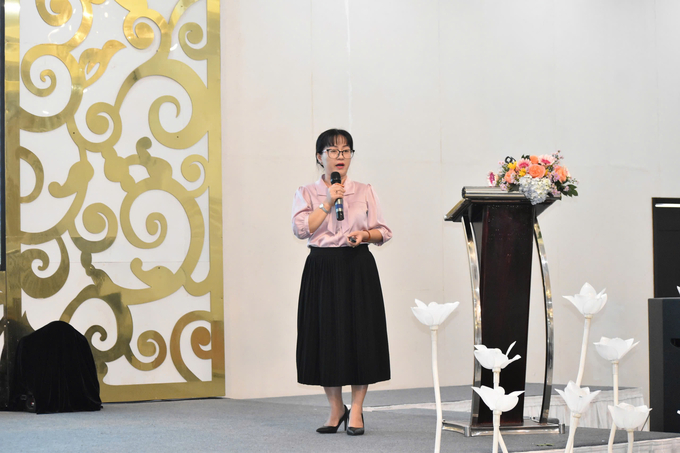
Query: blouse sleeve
366 184 392 246
292 186 314 239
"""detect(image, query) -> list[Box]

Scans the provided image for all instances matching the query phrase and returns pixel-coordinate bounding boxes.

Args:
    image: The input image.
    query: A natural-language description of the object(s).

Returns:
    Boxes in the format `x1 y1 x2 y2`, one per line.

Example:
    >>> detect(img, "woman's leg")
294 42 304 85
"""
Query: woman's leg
323 386 345 426
349 385 368 427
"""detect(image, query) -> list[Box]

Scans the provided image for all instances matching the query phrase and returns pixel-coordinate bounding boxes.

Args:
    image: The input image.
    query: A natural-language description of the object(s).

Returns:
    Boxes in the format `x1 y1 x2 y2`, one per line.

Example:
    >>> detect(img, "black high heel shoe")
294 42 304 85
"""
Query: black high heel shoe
347 412 364 436
316 405 349 433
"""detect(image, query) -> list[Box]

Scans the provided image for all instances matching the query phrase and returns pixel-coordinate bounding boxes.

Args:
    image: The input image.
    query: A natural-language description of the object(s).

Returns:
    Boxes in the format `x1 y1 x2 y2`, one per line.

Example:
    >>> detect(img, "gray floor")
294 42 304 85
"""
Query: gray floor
0 387 677 452
253 383 616 408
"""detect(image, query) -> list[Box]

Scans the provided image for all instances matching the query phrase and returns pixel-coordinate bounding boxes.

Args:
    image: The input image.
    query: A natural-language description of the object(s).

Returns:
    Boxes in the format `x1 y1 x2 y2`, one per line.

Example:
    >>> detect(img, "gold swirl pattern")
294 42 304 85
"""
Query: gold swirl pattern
71 202 118 254
179 22 210 61
19 147 44 204
3 0 224 403
79 40 126 88
130 330 168 372
119 1 168 51
36 0 73 28
20 237 70 299
171 311 213 382
19 44 83 131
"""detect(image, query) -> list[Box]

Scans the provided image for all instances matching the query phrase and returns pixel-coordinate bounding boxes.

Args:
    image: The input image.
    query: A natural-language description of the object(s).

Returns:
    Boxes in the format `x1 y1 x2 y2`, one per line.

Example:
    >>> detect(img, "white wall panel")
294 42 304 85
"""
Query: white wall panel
221 0 680 405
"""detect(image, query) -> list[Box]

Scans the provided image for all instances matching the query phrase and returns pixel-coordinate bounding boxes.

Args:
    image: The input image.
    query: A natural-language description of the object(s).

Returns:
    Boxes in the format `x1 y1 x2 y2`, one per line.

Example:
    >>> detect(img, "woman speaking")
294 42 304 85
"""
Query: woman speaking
291 129 392 436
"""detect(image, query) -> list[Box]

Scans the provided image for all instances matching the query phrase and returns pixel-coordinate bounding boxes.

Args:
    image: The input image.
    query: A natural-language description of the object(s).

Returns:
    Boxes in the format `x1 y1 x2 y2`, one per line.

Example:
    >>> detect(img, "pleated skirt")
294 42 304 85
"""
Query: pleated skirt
296 245 391 387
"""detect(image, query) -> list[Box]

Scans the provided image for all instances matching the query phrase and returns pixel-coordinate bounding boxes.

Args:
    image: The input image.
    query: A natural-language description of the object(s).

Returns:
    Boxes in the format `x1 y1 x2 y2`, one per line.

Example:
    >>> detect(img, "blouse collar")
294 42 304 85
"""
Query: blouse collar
315 175 355 196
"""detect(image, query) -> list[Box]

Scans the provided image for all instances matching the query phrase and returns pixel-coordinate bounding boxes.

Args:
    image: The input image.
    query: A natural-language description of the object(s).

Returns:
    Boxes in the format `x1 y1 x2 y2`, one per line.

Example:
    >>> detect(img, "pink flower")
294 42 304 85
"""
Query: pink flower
538 154 555 165
528 164 546 179
516 159 531 170
488 172 497 186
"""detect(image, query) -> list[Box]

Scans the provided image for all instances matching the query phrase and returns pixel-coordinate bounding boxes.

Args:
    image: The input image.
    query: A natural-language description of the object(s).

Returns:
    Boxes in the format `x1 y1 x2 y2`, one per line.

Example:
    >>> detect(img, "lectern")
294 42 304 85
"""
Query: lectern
444 187 563 436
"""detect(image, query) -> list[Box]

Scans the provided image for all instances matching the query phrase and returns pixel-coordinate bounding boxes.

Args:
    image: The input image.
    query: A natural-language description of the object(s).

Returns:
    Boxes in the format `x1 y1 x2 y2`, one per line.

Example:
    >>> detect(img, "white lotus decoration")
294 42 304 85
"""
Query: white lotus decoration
411 299 460 453
608 403 650 430
472 386 523 453
563 282 608 316
557 381 601 414
595 336 639 452
557 381 601 453
474 342 521 371
608 403 652 453
564 283 608 386
472 385 523 412
412 299 460 328
594 337 639 362
474 341 522 390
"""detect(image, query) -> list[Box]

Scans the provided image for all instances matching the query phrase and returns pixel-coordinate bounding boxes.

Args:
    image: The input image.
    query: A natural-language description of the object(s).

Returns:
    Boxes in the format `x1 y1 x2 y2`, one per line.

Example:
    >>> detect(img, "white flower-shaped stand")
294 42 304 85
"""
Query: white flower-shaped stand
563 283 608 386
472 385 524 453
412 299 459 453
557 381 601 453
608 403 651 453
594 337 639 452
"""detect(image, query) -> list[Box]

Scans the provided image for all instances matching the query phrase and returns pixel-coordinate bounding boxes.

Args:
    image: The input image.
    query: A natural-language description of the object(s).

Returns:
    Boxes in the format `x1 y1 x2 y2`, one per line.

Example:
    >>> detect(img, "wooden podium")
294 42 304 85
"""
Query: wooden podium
444 187 563 436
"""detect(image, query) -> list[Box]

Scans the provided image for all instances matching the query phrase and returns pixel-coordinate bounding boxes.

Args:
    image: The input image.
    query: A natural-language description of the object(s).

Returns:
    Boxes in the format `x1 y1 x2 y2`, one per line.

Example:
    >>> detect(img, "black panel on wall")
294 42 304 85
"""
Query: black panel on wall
652 198 680 298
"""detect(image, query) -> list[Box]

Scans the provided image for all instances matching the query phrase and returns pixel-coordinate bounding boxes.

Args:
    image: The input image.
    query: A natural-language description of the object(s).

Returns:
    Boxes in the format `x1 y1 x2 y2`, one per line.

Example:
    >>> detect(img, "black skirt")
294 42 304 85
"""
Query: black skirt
296 245 391 387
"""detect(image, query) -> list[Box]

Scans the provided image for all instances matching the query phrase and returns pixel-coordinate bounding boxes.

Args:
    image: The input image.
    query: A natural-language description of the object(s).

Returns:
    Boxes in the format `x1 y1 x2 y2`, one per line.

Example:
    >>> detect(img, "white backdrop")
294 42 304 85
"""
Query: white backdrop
221 0 680 401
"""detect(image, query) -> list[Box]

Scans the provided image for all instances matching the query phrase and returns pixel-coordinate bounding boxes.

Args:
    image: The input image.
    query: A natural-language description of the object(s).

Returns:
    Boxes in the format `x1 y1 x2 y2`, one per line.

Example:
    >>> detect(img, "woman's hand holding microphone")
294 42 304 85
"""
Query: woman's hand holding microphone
325 183 345 210
325 182 370 246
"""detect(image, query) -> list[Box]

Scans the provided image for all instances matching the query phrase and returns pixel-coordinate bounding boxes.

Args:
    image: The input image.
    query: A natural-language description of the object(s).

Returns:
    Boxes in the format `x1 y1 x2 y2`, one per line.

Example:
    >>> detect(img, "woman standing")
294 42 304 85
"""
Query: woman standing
292 129 392 436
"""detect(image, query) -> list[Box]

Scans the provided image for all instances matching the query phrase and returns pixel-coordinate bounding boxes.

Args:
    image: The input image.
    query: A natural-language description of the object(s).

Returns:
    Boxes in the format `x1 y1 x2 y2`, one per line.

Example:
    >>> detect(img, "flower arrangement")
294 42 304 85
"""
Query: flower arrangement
487 151 578 205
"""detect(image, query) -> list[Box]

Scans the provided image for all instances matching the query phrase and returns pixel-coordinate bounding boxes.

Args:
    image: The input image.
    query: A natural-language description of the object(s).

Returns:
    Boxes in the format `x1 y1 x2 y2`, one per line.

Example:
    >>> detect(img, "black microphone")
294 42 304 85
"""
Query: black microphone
330 171 344 221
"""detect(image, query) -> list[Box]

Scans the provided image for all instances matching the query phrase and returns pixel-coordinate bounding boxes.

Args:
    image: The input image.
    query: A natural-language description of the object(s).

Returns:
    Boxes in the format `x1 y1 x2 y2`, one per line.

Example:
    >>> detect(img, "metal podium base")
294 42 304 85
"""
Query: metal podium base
442 417 565 437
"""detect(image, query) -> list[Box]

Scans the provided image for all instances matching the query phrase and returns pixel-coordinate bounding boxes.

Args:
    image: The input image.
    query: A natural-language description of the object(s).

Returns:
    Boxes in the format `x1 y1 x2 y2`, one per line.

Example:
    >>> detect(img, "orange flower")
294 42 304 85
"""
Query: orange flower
530 155 539 164
554 165 568 183
504 170 516 183
528 164 546 178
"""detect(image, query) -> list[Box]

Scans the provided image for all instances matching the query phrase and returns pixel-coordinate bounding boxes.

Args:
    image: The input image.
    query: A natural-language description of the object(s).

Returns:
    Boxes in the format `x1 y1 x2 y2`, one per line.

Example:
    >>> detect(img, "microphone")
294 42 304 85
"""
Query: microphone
330 171 344 221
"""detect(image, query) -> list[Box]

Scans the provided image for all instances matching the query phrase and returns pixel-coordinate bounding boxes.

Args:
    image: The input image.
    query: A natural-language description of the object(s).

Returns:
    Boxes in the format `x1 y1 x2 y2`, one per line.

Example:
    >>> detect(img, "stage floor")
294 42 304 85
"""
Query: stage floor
0 386 677 452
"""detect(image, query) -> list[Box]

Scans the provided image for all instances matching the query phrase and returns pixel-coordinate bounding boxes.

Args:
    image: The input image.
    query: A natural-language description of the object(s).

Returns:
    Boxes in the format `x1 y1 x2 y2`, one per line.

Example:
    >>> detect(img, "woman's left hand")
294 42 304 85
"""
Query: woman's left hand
347 230 368 247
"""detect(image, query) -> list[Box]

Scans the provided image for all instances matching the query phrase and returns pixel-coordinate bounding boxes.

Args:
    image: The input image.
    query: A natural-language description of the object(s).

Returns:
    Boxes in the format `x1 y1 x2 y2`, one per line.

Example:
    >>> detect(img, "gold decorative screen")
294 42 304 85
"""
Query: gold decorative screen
3 0 223 402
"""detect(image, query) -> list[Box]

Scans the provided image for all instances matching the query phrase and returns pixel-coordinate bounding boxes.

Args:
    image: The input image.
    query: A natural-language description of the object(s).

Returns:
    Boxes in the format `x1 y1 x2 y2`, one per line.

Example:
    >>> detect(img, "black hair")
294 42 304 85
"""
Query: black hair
315 129 353 168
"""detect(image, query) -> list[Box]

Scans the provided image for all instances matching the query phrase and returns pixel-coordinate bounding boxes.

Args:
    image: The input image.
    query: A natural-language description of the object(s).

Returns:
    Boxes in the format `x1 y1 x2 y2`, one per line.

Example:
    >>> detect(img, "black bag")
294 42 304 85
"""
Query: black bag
14 321 102 414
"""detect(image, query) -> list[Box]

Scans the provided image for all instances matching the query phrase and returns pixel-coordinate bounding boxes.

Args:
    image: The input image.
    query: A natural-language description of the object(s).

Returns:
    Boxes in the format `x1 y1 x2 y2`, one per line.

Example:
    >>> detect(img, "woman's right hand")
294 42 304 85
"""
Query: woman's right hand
326 183 345 206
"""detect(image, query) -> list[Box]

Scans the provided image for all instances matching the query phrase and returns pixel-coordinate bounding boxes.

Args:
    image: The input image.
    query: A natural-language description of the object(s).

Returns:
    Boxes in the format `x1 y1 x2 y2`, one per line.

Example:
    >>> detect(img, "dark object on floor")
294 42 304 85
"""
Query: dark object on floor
14 321 102 414
648 298 680 433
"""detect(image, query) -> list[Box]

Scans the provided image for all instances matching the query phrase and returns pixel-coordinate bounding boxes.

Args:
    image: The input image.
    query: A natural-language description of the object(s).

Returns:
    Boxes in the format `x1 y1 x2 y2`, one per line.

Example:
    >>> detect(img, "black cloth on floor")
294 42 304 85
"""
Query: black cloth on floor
14 321 102 414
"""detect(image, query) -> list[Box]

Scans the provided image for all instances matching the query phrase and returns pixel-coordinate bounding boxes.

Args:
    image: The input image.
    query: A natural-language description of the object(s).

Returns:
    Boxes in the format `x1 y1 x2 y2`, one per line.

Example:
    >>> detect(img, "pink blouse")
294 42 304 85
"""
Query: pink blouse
292 176 393 247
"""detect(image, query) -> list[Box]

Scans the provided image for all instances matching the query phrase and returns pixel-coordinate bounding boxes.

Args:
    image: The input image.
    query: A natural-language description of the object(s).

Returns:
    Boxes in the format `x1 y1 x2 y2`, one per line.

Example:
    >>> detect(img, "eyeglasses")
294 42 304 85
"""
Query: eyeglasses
324 149 355 159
